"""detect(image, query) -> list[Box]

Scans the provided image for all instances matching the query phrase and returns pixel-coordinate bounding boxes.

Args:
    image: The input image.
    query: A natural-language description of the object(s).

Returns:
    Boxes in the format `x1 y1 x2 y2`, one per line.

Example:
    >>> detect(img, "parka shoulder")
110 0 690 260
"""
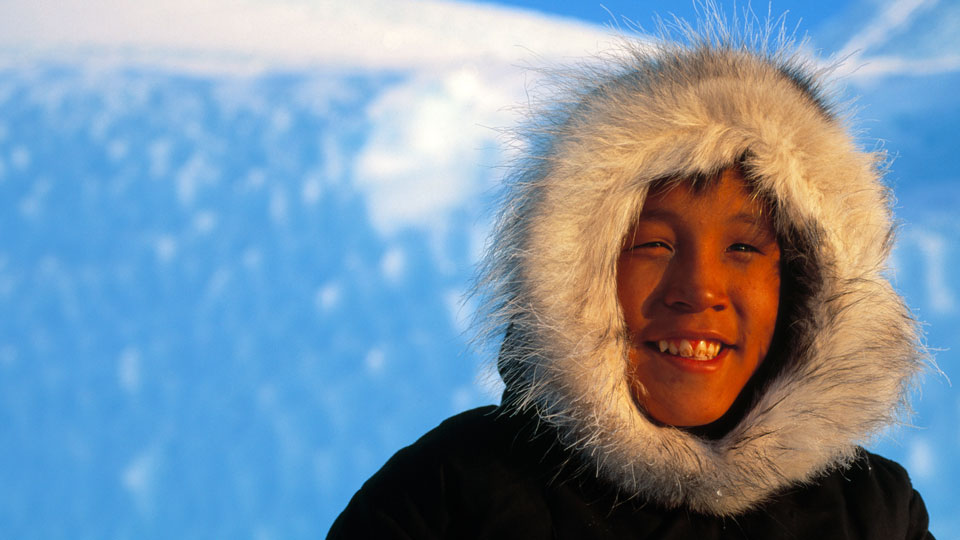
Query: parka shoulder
326 407 555 539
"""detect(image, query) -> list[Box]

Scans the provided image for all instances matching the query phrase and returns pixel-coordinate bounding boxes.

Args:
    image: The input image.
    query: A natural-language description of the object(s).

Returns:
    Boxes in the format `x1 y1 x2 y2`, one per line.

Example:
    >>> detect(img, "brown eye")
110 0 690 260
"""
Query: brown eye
728 243 760 253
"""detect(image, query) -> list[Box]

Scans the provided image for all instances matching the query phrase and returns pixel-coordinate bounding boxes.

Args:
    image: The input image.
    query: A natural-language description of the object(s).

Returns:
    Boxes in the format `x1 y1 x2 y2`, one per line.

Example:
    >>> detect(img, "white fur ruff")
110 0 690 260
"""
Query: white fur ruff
476 26 926 516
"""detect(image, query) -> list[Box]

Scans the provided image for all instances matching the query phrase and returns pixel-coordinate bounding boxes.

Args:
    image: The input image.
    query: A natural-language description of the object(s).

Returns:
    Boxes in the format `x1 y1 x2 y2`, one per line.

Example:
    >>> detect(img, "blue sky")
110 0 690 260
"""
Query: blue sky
471 0 848 29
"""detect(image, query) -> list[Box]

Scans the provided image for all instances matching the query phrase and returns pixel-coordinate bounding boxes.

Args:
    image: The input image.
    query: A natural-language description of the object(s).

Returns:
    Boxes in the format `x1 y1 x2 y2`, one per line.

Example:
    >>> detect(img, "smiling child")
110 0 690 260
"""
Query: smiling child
329 14 933 540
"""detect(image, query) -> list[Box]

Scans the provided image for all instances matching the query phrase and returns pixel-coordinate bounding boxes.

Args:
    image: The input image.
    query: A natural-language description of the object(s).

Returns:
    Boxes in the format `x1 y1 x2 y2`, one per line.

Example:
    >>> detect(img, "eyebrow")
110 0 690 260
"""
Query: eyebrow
729 211 769 228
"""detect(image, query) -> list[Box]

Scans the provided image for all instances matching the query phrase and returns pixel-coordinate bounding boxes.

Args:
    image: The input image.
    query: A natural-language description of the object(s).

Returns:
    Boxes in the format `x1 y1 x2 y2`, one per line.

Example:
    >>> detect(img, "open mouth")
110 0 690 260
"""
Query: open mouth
646 339 725 361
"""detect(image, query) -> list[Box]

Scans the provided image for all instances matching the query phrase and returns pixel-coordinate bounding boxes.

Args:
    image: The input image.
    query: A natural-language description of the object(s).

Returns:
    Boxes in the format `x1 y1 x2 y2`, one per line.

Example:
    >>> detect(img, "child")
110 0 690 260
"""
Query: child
329 16 932 539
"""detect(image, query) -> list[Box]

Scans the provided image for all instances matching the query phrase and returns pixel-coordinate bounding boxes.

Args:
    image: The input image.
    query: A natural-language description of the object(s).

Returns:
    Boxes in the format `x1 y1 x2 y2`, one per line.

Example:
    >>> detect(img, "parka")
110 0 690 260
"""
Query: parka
329 15 933 540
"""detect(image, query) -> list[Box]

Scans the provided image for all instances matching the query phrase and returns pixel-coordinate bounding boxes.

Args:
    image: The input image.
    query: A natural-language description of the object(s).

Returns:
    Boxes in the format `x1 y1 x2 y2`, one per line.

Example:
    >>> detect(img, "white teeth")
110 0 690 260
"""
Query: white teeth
655 339 722 360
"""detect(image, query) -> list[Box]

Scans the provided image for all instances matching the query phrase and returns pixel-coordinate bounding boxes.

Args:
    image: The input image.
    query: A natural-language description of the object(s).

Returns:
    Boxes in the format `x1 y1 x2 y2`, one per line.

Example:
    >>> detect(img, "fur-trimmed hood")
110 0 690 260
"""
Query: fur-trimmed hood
475 23 926 516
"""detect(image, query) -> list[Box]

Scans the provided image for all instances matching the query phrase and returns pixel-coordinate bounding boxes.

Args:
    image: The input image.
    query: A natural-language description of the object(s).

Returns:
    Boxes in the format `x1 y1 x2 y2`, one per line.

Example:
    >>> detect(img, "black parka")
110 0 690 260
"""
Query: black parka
329 407 931 539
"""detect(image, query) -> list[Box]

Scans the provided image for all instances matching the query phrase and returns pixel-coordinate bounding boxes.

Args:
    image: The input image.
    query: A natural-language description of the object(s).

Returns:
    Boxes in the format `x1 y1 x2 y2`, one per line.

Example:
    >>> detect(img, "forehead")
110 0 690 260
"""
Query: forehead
638 168 772 228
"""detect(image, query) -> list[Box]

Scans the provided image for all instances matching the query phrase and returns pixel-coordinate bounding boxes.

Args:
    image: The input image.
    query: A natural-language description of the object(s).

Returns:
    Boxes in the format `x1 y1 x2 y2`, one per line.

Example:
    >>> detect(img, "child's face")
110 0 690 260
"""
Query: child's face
616 168 781 427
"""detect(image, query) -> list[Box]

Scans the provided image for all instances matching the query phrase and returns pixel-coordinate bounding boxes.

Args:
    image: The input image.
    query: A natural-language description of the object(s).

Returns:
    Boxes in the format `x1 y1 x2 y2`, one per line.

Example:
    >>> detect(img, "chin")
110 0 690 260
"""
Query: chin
647 406 727 428
633 387 730 427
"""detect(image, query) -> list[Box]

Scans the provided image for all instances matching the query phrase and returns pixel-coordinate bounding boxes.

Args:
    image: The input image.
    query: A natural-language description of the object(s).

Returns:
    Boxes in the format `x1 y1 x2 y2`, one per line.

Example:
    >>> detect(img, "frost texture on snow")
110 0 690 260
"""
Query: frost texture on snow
0 67 500 538
1 59 958 540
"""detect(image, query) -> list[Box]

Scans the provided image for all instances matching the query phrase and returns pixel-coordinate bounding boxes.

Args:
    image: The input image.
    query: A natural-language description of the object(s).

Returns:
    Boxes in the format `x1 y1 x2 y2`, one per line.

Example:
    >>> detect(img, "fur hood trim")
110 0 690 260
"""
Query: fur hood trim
475 22 926 516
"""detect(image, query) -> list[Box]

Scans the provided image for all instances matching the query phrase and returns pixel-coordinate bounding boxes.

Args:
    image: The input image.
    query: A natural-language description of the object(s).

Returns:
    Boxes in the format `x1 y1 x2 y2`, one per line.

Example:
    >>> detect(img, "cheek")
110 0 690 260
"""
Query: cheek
747 266 781 350
616 257 659 331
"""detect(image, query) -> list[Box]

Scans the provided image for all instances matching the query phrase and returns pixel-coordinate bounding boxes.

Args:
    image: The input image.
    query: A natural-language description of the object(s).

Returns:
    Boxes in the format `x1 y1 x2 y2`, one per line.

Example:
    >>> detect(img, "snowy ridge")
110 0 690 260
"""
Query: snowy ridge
0 0 616 72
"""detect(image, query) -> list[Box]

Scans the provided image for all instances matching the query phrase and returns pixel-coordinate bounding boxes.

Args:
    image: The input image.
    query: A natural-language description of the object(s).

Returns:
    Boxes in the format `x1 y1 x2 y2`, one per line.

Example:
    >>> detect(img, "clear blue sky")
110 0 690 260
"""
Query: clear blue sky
468 1 848 28
467 0 863 51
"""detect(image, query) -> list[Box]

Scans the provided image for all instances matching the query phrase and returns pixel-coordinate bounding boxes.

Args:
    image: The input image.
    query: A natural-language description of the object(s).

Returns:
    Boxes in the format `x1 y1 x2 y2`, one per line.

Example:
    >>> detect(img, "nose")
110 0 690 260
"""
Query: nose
661 249 727 313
